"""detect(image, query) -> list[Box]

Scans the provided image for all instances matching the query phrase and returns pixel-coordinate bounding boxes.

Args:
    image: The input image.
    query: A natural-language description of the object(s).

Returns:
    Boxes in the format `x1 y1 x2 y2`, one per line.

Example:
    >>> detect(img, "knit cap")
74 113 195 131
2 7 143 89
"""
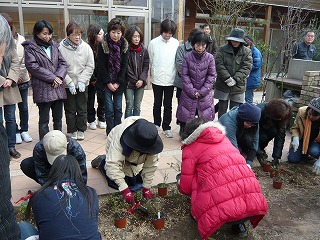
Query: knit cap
308 98 320 114
238 103 261 123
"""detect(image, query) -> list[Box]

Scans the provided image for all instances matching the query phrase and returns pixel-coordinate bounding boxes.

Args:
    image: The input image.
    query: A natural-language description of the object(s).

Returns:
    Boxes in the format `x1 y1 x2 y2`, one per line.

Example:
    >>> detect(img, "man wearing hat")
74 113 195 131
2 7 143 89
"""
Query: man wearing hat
20 130 87 185
91 116 163 204
219 103 261 166
289 98 320 173
214 28 252 118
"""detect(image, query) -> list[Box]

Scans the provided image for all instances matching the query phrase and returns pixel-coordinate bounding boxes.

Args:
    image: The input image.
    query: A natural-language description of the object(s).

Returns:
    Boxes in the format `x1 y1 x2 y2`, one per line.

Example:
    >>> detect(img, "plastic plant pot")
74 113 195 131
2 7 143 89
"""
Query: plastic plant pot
114 217 126 228
152 218 165 230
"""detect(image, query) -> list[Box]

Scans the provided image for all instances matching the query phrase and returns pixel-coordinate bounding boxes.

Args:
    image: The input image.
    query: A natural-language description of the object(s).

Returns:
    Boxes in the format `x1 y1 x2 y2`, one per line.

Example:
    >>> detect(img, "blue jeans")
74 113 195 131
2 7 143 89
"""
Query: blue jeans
288 141 320 163
0 104 17 148
104 89 123 134
16 87 29 133
18 221 38 239
245 87 255 103
124 87 144 118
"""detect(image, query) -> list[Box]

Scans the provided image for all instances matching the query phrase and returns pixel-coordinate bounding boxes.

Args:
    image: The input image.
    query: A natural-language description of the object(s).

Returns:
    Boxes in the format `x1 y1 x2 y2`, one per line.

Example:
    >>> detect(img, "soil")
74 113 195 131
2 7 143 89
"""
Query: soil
15 161 320 240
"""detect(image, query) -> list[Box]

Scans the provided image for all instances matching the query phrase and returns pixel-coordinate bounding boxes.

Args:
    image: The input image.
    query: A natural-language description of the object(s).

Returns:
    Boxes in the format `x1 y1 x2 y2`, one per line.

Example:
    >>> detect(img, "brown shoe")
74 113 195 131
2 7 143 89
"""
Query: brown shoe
9 148 21 159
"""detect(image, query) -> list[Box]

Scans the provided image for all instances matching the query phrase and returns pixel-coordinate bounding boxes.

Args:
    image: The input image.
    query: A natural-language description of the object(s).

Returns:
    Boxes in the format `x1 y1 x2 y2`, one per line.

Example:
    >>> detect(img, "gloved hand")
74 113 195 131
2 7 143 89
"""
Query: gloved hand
78 82 86 92
313 157 320 174
68 82 77 95
142 187 154 200
225 77 236 87
122 188 134 204
291 136 299 152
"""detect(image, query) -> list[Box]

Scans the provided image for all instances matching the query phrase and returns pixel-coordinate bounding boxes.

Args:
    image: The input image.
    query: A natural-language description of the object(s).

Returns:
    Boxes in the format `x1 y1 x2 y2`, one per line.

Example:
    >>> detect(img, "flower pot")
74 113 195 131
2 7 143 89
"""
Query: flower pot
152 218 165 230
273 180 283 189
262 164 271 172
114 217 126 228
158 186 168 197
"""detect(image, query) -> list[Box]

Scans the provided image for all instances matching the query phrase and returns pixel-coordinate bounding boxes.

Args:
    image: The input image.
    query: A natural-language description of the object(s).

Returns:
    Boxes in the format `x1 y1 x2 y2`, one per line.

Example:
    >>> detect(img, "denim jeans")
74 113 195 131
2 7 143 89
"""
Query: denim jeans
152 84 174 131
18 221 39 240
124 87 144 118
245 88 255 104
0 104 17 148
288 141 320 163
20 157 40 184
37 100 63 140
104 89 123 135
16 87 29 133
87 84 105 123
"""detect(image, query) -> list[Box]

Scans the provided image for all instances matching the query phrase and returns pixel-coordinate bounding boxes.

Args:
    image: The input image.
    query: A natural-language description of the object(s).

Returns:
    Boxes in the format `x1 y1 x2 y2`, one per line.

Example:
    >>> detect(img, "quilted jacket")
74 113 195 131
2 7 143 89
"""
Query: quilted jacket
179 121 268 239
23 39 67 103
176 50 216 123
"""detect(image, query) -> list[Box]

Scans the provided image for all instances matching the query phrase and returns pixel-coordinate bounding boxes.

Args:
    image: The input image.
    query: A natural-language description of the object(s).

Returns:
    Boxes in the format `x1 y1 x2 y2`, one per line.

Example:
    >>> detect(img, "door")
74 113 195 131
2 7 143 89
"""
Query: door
110 10 149 45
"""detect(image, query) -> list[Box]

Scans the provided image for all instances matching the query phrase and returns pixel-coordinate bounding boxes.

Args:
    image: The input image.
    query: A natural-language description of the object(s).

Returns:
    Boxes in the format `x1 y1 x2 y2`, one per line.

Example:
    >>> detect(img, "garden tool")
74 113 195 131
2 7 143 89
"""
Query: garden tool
15 190 33 204
126 201 149 215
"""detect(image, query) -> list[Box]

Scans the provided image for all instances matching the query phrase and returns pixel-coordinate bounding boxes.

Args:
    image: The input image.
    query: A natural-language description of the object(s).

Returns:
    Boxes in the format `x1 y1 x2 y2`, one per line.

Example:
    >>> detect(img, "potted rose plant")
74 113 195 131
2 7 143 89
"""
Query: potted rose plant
273 176 283 189
157 171 169 197
145 198 165 230
109 194 128 228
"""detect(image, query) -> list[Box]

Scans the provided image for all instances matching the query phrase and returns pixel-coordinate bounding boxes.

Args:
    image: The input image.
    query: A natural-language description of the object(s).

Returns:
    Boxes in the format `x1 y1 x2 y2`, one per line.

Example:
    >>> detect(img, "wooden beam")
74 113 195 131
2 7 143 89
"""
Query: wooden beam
264 5 272 45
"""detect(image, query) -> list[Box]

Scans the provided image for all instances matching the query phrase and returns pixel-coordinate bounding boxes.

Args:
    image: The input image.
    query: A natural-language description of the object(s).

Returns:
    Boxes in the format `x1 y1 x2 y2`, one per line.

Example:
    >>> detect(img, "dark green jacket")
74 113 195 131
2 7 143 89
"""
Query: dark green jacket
214 43 252 94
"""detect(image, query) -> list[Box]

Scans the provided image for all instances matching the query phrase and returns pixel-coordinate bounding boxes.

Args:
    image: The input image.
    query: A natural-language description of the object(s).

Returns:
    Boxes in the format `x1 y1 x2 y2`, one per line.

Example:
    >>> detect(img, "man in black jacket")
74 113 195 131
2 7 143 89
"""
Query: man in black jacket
20 130 87 185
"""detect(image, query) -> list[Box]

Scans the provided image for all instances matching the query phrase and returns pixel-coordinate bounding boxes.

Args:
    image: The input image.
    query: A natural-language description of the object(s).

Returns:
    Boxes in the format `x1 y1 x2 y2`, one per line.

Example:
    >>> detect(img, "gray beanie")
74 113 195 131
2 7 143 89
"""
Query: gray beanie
308 98 320 113
238 103 261 123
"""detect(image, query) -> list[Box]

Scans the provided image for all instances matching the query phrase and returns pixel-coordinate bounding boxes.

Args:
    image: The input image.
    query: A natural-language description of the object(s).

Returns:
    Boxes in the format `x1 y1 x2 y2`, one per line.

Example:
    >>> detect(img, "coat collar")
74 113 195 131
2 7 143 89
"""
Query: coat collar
101 35 129 55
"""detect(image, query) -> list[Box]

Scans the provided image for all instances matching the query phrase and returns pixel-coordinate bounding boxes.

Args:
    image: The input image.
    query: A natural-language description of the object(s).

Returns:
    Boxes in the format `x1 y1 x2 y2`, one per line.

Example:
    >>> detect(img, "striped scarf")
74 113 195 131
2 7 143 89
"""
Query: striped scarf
108 35 122 81
63 37 81 50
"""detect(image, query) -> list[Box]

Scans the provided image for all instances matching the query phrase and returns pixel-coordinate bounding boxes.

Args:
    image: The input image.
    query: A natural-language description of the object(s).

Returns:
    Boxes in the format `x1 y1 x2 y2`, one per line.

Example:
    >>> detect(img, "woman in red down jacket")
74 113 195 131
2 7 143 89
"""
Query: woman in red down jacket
179 117 268 239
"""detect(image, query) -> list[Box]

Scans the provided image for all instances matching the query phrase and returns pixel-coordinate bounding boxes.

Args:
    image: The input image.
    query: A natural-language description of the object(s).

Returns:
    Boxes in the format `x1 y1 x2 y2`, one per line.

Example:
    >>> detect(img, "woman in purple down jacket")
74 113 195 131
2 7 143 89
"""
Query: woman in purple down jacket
176 31 216 133
23 20 67 140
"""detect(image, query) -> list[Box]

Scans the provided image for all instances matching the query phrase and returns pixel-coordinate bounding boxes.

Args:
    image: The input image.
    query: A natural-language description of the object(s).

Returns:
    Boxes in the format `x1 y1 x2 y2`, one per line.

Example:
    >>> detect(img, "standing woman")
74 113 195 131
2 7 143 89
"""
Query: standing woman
59 21 95 141
26 155 101 239
97 18 129 135
23 20 67 140
124 25 149 118
214 28 252 118
0 13 33 144
176 31 216 133
86 24 106 130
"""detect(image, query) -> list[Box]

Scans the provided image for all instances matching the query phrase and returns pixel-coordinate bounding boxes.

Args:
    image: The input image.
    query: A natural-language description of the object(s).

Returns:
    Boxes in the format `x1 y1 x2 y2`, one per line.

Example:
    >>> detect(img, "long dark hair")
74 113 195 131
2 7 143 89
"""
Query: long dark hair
32 20 53 37
26 155 96 219
87 24 102 57
264 99 292 129
124 25 144 44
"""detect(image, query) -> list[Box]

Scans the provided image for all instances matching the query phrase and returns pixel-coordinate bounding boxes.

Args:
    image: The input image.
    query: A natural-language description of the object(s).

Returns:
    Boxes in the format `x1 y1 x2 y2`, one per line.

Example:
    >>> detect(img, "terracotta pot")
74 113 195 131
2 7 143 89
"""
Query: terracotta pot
270 171 280 178
158 186 168 197
114 217 126 228
152 218 165 230
273 181 282 189
262 164 271 172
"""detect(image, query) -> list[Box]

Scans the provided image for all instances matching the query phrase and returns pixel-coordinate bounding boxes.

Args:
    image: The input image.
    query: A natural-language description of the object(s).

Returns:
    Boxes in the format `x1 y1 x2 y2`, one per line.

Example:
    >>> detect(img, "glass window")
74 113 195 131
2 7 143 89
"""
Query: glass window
68 0 108 4
22 0 62 2
22 7 65 41
113 0 147 7
0 7 20 33
69 9 108 41
151 0 184 41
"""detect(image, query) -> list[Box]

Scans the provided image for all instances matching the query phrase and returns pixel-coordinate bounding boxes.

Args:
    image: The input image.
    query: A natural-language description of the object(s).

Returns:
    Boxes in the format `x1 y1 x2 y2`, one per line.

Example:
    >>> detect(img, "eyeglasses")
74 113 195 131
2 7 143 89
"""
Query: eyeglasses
70 33 82 37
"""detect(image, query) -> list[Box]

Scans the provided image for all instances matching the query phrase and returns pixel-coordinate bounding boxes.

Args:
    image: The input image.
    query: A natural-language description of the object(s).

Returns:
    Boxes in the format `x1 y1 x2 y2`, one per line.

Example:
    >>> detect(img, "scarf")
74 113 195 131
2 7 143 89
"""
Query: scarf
108 35 122 80
63 37 81 50
130 43 141 52
302 117 312 154
34 35 52 48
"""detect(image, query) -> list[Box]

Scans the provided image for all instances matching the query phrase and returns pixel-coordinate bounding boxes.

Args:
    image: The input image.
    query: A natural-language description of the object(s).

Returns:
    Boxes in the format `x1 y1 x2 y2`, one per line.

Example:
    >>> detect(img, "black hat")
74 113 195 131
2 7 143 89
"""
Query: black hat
238 103 261 123
226 28 246 43
122 119 163 154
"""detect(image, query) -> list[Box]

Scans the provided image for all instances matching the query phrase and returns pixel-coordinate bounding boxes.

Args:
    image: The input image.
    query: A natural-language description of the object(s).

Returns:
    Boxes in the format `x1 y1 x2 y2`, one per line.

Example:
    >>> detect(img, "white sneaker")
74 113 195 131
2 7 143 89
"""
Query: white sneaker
16 133 22 144
71 132 78 140
21 131 33 142
77 131 85 140
163 130 173 138
98 121 106 129
89 122 97 130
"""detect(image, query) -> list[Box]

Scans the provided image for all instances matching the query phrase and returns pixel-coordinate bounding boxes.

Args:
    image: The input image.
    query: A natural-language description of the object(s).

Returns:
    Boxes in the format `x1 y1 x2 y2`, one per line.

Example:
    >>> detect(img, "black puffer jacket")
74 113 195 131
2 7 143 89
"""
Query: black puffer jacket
0 125 21 239
33 137 87 185
257 102 286 159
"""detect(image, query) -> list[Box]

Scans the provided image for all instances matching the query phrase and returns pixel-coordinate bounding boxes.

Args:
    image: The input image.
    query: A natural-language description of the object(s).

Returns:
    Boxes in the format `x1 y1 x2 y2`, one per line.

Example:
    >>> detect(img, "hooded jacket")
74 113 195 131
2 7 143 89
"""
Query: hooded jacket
59 39 95 87
176 50 216 123
214 42 252 94
23 38 68 103
179 121 268 239
246 46 263 89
